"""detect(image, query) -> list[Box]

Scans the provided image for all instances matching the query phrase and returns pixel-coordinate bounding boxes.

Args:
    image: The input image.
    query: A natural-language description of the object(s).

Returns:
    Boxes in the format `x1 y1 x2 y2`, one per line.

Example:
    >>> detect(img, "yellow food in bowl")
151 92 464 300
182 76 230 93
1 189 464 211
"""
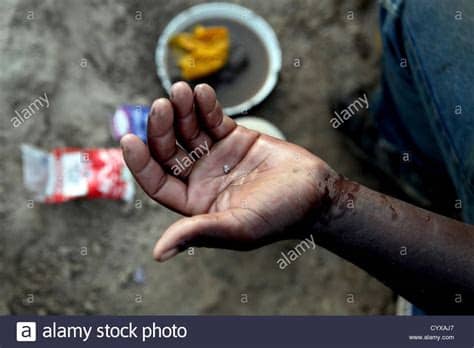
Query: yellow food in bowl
170 25 229 80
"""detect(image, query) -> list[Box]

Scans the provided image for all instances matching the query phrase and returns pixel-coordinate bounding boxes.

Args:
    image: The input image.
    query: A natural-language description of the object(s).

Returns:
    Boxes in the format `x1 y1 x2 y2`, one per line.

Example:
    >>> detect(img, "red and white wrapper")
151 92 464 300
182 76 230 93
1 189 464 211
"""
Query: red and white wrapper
21 144 134 203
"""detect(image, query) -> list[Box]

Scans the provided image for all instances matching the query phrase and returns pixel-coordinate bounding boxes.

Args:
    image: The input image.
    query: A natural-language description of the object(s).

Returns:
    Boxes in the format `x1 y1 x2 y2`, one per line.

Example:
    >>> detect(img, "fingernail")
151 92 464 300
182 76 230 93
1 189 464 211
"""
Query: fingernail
194 84 203 94
158 247 179 262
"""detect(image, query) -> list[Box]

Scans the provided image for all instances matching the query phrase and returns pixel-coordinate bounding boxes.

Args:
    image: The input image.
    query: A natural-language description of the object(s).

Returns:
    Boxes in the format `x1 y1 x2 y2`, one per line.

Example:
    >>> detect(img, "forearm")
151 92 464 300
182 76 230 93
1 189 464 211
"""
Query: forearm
312 174 474 313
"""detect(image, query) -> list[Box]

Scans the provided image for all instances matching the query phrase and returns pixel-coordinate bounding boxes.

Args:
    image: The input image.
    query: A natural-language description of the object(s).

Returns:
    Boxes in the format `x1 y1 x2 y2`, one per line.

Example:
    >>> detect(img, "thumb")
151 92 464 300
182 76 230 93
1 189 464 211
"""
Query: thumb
153 210 245 262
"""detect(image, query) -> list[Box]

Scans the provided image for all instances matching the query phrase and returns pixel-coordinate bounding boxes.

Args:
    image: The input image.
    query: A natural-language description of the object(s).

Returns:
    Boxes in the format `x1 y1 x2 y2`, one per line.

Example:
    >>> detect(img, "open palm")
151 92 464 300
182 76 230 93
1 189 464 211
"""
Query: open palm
121 82 331 261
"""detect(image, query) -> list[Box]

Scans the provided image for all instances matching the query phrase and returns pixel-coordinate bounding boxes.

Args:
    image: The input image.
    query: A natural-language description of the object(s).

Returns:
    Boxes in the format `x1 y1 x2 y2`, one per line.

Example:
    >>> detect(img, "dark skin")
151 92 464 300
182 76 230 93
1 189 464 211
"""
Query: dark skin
121 81 474 314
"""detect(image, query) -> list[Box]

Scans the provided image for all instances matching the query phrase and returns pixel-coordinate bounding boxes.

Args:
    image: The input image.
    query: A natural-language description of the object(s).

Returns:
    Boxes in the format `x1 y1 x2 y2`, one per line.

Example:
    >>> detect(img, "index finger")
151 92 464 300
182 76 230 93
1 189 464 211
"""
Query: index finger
120 134 190 215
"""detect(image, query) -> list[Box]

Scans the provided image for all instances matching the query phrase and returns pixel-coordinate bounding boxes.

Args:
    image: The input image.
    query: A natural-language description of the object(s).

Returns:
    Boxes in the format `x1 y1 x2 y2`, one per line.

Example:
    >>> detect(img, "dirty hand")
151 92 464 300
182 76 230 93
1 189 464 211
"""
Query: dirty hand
120 82 336 262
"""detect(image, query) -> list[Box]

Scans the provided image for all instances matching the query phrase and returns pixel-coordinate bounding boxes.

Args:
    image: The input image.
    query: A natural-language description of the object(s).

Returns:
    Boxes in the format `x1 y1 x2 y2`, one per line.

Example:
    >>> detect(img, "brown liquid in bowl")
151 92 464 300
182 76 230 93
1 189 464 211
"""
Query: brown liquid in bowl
166 18 270 111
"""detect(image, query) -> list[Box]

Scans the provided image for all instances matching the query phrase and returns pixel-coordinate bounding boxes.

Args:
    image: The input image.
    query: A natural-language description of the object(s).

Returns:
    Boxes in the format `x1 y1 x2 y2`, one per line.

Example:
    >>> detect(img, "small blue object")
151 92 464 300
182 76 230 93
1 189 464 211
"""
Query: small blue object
133 266 146 284
111 104 150 143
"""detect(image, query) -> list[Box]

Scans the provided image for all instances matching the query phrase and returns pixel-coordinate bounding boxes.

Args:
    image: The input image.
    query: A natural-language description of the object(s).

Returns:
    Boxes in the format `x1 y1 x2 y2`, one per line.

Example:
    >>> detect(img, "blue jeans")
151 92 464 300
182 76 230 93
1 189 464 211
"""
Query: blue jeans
375 0 474 223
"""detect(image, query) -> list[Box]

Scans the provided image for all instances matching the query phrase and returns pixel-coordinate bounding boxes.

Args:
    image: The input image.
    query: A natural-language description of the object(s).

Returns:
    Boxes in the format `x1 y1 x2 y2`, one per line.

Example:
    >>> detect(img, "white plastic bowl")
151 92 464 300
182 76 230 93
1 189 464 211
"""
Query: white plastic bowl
155 2 282 116
236 116 286 140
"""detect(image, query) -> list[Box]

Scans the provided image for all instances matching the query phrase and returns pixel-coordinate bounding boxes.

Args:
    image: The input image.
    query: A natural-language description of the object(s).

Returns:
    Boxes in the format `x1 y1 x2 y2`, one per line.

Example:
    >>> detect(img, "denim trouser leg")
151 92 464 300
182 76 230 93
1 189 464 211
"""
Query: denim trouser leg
375 0 474 223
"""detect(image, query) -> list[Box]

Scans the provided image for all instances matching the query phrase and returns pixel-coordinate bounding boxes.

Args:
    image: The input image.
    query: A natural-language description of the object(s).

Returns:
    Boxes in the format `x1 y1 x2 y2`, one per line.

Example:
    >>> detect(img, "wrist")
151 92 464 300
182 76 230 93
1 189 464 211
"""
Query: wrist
306 163 357 237
290 160 339 240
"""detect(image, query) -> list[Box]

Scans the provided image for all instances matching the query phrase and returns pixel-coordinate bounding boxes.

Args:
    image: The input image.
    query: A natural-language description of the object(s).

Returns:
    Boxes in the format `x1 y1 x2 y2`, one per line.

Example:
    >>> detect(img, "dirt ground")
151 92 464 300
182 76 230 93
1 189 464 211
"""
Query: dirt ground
0 0 397 314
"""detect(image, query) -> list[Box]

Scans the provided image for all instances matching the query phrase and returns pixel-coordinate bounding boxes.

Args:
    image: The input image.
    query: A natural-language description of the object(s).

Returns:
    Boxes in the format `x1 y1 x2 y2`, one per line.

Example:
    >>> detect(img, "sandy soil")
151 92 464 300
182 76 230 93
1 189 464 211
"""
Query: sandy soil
0 0 396 314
